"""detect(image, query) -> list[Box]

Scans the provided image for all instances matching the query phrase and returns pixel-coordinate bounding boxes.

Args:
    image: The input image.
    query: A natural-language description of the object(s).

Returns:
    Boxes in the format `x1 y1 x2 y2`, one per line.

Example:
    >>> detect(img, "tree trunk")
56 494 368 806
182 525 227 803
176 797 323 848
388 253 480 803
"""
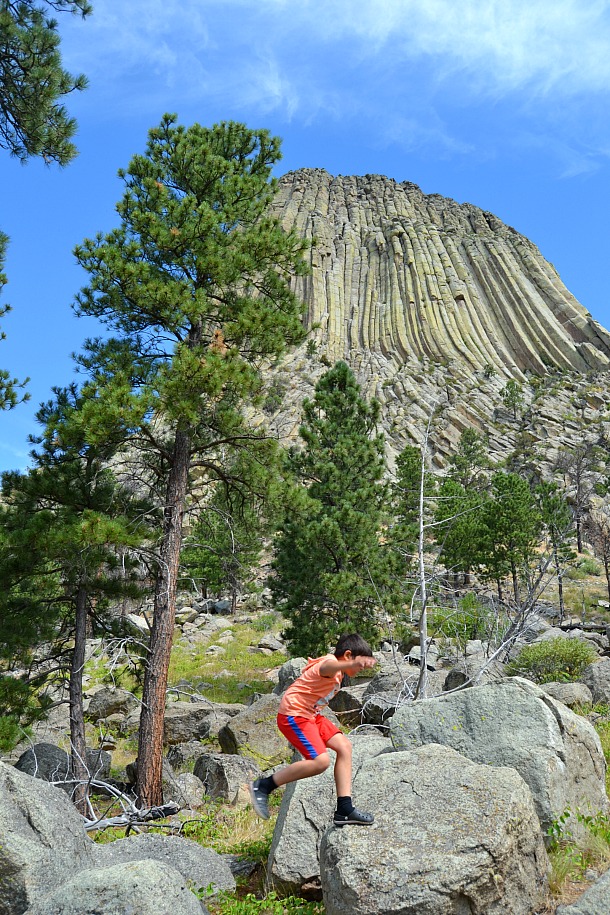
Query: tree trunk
136 429 191 807
511 562 520 605
70 584 89 816
604 555 610 604
576 516 583 554
554 546 565 625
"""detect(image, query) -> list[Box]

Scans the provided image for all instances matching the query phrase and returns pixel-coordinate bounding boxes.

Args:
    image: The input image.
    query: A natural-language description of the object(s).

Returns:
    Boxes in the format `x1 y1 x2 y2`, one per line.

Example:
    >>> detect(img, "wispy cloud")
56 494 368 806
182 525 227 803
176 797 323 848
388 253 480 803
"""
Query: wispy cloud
59 0 610 168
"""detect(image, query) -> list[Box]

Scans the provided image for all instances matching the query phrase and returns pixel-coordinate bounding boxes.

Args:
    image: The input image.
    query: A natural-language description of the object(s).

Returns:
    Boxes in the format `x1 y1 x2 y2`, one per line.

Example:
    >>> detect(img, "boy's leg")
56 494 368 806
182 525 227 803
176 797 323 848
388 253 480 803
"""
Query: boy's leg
325 731 374 827
249 715 330 819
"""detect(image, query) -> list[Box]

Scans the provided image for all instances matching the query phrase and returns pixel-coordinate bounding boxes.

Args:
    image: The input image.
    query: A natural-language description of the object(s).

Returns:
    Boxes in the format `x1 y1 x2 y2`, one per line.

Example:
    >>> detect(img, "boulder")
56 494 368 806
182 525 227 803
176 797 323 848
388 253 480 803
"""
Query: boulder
193 753 260 806
581 659 610 704
173 773 207 810
14 743 111 790
328 684 367 729
390 677 607 834
0 760 95 914
268 735 391 895
218 693 290 768
92 834 234 896
321 744 549 915
442 657 506 692
123 700 244 745
258 635 287 653
557 867 610 913
85 687 139 721
272 657 307 695
23 860 208 915
166 741 208 771
541 681 593 708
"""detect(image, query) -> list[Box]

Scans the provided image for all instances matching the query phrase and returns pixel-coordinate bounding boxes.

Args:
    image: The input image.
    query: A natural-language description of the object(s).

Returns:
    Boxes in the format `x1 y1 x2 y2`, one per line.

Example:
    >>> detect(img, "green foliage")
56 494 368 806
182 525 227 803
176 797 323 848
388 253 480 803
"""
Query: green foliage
206 891 324 915
430 593 496 652
506 637 597 684
547 807 610 891
0 232 29 409
434 478 487 582
391 444 436 562
0 0 91 164
500 379 524 419
0 675 50 752
271 362 397 655
447 428 489 490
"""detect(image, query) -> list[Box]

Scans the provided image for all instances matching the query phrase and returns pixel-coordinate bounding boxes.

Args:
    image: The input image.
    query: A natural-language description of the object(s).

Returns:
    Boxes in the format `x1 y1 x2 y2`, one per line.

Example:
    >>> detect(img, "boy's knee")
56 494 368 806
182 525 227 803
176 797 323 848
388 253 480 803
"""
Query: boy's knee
312 752 330 774
333 735 352 757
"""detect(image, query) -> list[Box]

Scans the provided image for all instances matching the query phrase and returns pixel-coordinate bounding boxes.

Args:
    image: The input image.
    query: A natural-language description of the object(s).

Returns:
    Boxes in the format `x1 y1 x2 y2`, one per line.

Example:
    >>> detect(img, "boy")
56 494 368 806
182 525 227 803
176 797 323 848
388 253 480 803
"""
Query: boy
249 632 376 826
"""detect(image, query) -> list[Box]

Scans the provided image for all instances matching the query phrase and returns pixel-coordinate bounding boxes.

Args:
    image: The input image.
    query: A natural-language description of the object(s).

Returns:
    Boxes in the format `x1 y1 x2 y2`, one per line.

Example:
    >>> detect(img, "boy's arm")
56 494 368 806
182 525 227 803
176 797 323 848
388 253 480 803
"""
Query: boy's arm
318 655 377 676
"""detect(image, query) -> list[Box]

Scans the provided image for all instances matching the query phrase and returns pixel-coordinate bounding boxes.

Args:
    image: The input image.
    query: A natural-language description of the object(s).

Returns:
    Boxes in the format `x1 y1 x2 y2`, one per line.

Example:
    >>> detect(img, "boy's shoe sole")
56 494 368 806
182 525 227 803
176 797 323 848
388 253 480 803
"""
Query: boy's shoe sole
333 808 374 826
248 780 270 819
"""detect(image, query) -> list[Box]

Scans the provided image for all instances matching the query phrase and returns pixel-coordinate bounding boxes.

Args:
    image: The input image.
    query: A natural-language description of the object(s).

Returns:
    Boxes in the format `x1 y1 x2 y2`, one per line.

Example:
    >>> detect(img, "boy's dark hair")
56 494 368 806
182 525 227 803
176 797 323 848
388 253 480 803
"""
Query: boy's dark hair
334 633 373 659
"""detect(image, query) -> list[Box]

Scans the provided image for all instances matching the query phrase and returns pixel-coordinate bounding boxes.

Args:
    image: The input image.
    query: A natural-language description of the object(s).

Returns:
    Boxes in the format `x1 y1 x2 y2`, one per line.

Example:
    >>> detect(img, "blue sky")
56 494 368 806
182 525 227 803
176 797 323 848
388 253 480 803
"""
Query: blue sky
1 0 610 471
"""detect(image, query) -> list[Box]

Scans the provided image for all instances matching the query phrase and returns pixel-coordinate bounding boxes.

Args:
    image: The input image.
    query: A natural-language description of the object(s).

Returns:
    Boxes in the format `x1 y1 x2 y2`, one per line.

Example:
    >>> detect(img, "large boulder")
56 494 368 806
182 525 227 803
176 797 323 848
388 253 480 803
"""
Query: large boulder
163 701 244 745
92 834 234 896
321 744 549 915
272 657 307 695
193 753 260 806
23 860 207 915
581 659 610 704
84 687 139 721
14 744 111 789
0 760 95 914
218 693 290 768
268 735 390 895
390 677 607 834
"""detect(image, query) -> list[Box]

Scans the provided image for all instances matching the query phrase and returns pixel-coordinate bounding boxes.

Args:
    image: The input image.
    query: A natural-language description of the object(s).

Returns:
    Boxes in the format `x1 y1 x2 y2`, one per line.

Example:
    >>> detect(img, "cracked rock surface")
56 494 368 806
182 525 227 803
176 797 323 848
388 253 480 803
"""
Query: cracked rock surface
390 676 607 835
321 743 549 915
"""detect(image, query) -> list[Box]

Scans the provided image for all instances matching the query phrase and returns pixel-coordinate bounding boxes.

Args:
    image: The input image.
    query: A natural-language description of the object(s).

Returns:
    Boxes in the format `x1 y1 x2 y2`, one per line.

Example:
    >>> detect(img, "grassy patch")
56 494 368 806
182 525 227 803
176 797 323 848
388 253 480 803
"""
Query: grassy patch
168 624 282 704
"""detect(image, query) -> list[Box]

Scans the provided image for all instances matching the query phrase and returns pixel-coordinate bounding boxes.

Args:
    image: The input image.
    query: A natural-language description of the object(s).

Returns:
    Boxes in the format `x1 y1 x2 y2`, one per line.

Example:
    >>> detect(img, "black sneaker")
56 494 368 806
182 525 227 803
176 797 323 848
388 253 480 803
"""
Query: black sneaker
333 807 374 826
249 779 270 819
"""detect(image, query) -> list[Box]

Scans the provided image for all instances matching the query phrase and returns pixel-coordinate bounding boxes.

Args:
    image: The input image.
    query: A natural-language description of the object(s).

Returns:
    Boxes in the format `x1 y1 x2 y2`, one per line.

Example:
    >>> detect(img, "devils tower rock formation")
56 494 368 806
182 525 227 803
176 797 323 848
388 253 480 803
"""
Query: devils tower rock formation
261 169 610 464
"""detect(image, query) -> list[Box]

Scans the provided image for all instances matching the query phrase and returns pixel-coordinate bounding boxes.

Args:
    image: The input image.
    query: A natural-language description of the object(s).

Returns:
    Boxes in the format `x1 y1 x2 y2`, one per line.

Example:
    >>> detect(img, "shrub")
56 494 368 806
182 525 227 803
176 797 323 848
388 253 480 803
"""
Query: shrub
506 637 597 684
430 594 496 653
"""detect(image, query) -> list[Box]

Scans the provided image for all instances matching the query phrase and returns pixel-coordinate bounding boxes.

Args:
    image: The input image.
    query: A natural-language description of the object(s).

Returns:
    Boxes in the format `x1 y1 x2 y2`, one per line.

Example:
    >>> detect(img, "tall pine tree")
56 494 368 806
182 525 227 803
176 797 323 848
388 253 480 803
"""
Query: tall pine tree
271 362 395 655
72 115 308 805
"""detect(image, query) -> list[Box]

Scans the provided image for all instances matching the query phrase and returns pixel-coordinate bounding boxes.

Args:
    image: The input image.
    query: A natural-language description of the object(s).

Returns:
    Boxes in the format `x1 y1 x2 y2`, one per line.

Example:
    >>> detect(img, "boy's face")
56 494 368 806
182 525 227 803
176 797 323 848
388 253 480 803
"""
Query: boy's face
342 650 376 676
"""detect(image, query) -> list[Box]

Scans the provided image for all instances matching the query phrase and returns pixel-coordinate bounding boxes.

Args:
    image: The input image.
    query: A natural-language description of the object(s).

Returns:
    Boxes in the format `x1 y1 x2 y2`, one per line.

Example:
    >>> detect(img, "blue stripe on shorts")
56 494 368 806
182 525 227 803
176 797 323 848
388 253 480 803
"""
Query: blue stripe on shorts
287 715 318 758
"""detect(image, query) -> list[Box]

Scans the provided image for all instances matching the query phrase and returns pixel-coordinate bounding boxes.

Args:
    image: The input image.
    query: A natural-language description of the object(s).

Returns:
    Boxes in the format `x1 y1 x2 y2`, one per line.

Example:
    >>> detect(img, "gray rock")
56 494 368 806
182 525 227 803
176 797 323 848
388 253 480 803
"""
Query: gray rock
272 657 307 695
193 753 260 806
258 635 286 653
161 700 244 745
581 659 610 704
218 693 290 768
213 599 232 614
320 744 549 915
173 773 207 810
92 834 234 896
0 760 95 914
390 677 607 835
268 735 391 894
85 687 139 721
123 612 151 637
14 743 111 791
442 657 506 691
541 681 593 708
557 866 610 913
166 740 208 771
328 684 367 729
24 860 208 915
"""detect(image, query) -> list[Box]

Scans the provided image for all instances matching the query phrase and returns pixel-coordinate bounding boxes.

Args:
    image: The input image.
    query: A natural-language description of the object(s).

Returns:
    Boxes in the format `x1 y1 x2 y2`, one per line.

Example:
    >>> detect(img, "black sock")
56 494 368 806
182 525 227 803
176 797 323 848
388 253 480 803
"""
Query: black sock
258 774 277 795
336 795 354 816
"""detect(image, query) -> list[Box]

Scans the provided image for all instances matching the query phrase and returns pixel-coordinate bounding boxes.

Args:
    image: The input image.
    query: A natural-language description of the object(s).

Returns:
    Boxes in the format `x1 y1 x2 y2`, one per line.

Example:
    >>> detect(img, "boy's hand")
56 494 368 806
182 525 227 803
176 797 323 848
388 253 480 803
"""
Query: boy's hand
351 656 377 671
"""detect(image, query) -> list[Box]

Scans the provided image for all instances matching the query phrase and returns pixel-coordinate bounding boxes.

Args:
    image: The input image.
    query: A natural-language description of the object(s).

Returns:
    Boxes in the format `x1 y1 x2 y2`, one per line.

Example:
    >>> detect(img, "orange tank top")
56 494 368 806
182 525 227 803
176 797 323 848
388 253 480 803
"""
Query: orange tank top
278 654 342 719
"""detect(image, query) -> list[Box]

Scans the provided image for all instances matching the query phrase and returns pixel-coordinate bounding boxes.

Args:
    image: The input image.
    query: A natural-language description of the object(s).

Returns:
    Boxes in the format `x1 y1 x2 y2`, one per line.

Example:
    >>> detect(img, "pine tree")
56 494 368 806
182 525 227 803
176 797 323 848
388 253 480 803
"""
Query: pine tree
271 362 395 655
434 478 488 589
535 481 574 623
0 0 90 163
478 472 542 603
0 232 29 409
0 384 152 812
72 115 308 805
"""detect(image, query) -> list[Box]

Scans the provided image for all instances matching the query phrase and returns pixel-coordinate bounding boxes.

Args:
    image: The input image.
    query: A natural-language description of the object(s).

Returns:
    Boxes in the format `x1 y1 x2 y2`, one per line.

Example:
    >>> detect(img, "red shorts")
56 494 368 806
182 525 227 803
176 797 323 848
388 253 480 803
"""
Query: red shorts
277 713 341 759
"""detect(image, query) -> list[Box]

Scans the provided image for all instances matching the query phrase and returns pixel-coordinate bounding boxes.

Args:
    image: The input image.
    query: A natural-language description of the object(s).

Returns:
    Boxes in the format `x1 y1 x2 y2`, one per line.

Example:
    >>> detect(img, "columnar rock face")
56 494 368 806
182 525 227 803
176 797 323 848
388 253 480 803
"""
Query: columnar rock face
274 169 610 377
261 169 610 464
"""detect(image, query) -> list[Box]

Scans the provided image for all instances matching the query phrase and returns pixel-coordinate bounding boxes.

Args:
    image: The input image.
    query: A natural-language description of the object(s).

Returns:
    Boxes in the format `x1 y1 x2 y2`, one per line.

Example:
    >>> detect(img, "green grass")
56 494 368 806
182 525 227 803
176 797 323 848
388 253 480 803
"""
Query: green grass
168 623 281 704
